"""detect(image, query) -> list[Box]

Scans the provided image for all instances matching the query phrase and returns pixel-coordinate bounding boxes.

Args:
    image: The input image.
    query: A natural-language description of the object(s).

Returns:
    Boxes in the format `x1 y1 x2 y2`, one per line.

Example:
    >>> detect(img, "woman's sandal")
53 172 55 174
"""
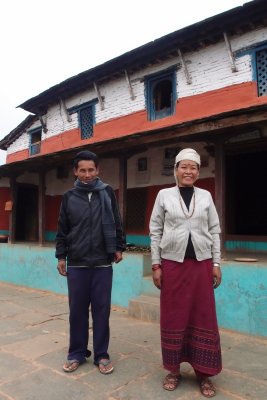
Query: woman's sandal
198 378 216 398
63 360 80 373
163 373 181 391
98 359 114 375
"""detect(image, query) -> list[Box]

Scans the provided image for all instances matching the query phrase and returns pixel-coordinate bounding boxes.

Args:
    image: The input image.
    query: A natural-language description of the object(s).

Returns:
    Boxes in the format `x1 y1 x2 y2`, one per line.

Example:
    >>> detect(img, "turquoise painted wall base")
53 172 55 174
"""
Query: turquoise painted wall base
0 244 266 337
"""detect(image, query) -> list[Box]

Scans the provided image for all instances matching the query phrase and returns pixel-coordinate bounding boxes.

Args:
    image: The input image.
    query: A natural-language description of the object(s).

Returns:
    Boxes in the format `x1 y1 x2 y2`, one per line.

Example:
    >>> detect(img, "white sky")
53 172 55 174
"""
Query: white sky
0 0 250 164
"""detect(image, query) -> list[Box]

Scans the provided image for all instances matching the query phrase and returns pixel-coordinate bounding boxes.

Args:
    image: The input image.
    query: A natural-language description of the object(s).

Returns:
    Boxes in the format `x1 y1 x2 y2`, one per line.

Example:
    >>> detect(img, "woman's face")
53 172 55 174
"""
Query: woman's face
175 160 199 187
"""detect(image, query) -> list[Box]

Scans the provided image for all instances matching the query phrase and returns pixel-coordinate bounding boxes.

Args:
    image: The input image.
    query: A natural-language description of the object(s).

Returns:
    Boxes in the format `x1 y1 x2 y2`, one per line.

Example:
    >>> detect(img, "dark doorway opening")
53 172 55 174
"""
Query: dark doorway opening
126 187 147 232
226 150 267 236
15 185 38 241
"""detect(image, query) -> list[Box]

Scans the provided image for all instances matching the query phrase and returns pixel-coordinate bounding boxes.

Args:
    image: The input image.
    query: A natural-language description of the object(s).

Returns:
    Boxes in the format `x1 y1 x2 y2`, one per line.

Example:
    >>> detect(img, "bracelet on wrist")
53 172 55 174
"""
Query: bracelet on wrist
152 265 161 271
213 262 220 267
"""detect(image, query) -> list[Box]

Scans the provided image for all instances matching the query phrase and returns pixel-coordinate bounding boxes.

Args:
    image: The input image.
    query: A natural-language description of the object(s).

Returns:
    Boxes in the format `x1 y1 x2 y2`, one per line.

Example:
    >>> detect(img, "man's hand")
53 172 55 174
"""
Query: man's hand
114 251 123 263
57 259 67 276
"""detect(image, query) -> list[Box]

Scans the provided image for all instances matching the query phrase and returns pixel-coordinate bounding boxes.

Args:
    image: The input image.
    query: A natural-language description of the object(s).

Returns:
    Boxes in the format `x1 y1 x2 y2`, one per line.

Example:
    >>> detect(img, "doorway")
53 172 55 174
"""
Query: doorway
15 185 38 241
226 150 267 236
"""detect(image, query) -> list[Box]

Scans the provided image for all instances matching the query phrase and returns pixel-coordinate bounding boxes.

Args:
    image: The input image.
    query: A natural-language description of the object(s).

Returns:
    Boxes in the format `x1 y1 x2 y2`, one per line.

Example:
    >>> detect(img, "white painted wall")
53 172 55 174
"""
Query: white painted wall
6 27 267 157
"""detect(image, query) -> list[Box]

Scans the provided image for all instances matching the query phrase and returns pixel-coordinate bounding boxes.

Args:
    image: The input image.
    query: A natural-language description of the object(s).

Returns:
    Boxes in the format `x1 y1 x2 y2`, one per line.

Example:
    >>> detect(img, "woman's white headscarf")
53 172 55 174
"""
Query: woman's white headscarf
175 148 201 166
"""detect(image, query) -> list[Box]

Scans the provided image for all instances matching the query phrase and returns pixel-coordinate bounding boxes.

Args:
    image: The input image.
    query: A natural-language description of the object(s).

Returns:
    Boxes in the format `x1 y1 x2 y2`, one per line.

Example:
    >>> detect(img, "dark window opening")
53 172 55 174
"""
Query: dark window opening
226 150 267 235
137 157 147 172
15 185 38 241
126 188 147 232
29 129 41 155
154 80 172 111
146 70 176 120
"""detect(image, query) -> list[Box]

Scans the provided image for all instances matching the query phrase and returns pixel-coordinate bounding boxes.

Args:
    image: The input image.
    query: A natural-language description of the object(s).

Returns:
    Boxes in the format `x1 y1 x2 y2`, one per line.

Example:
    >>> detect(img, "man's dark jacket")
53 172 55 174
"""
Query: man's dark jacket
55 185 125 267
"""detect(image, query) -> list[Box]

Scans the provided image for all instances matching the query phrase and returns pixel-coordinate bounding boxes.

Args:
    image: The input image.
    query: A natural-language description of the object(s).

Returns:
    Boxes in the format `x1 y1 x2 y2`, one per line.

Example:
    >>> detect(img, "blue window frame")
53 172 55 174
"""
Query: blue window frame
28 128 42 156
68 100 96 139
255 47 267 96
145 69 176 120
236 41 267 97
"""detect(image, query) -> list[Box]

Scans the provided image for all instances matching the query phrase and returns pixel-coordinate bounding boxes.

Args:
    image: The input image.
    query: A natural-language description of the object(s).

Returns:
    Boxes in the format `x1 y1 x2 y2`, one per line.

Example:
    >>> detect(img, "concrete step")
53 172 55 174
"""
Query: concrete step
141 275 160 296
128 294 160 323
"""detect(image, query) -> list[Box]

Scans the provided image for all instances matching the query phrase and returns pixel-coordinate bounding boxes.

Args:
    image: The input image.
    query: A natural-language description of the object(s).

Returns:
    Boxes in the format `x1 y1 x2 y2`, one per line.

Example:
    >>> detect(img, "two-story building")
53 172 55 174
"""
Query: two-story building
0 0 266 336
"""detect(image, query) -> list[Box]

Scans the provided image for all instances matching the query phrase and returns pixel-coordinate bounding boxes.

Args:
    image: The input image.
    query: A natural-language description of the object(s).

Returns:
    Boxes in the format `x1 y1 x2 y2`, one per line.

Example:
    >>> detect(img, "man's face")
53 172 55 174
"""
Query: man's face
74 160 99 184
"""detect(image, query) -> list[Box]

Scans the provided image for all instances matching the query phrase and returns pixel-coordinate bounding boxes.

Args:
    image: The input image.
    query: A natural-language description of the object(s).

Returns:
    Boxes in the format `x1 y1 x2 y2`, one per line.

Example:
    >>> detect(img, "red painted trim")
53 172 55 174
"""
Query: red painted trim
6 149 28 163
6 82 264 164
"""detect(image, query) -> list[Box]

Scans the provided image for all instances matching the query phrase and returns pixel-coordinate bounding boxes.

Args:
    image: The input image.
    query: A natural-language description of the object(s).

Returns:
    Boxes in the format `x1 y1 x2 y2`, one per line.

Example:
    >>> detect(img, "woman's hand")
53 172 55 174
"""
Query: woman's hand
152 265 162 289
213 266 222 289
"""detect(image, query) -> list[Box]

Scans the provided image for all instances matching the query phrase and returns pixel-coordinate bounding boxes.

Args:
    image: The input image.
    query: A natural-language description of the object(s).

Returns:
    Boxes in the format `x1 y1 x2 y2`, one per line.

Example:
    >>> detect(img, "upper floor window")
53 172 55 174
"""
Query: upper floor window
145 69 176 120
256 47 267 96
68 100 96 139
236 42 267 97
29 128 42 156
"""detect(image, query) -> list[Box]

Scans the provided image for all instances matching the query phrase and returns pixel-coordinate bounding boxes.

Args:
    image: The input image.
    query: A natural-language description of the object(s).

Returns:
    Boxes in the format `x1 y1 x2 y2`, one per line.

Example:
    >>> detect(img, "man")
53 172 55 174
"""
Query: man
56 150 125 374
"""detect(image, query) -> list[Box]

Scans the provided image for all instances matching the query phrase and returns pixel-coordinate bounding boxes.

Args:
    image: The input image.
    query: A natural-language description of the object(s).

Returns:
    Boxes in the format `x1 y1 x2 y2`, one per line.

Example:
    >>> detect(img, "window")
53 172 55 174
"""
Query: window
137 157 148 172
256 47 267 96
68 100 96 139
145 69 176 120
236 42 267 97
29 128 42 156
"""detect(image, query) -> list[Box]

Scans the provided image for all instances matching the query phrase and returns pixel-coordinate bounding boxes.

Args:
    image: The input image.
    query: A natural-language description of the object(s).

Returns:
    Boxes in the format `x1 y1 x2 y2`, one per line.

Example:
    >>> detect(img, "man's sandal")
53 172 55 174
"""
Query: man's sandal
63 360 80 373
63 350 91 373
198 378 216 398
97 359 114 375
163 373 181 391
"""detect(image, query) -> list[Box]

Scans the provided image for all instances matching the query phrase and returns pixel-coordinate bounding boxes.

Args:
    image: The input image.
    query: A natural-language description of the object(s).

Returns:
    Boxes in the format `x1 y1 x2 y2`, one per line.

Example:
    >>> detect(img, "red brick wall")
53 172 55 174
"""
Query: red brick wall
0 187 11 230
45 195 62 231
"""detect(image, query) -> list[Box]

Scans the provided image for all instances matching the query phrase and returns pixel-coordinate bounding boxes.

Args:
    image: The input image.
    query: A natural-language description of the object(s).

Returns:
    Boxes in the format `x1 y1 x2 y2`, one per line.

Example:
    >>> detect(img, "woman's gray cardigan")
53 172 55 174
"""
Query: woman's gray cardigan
149 186 221 265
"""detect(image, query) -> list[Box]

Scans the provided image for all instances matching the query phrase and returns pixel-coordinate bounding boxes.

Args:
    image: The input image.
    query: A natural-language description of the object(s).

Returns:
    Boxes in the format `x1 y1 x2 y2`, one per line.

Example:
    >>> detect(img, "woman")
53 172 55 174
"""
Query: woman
149 148 222 398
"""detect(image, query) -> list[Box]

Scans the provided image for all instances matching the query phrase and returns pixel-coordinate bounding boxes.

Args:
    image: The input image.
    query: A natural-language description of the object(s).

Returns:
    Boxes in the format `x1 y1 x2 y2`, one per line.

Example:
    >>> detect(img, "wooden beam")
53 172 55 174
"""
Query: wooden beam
93 82 104 110
38 114 48 133
178 48 192 84
38 171 45 245
60 98 72 122
119 109 267 147
214 139 226 259
223 32 237 72
118 157 127 230
124 70 135 100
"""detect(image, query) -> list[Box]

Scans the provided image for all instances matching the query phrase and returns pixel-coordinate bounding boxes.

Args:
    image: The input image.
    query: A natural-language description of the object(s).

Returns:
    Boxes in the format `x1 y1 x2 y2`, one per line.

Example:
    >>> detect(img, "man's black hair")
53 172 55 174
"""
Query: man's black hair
73 150 99 168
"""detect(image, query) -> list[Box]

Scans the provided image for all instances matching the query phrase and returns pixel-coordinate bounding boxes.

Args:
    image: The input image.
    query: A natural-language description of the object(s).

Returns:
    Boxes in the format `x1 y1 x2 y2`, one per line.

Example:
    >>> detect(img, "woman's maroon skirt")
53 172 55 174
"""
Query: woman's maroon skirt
160 258 222 376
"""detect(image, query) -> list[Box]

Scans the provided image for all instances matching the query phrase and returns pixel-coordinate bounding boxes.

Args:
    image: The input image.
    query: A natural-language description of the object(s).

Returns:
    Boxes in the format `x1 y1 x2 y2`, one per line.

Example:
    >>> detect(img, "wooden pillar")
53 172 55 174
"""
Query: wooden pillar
118 157 127 230
38 170 46 245
9 175 17 243
214 139 226 259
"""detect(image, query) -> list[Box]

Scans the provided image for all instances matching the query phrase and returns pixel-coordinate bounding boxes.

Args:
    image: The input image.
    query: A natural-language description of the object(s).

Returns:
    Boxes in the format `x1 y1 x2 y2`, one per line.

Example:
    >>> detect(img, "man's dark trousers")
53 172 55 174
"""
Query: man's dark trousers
67 266 113 364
